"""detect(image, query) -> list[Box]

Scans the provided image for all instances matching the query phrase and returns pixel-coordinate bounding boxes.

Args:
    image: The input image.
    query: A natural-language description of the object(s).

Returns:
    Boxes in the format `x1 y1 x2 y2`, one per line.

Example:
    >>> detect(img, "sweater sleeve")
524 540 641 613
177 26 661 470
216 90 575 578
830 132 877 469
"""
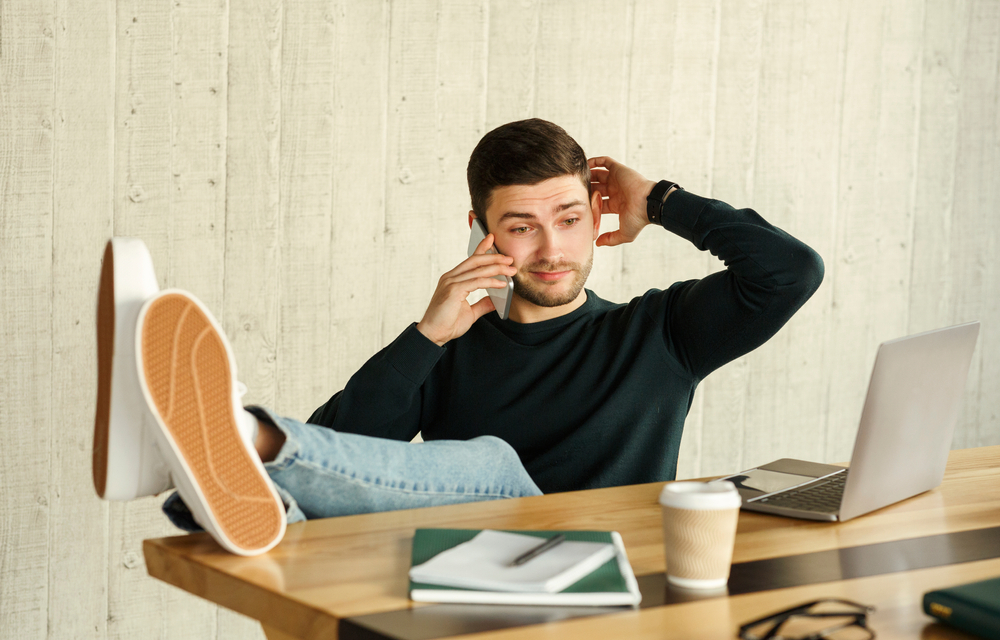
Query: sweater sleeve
306 323 444 441
652 189 825 379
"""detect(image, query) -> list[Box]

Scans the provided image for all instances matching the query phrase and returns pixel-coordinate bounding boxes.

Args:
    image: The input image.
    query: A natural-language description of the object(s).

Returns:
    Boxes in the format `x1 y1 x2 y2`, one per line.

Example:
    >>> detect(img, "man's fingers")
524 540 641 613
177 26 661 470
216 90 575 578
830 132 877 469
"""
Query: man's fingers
444 262 516 286
481 277 512 289
444 252 513 280
596 230 625 247
471 276 513 291
471 232 496 255
469 295 496 321
589 166 610 184
444 258 515 283
587 155 616 170
443 275 512 302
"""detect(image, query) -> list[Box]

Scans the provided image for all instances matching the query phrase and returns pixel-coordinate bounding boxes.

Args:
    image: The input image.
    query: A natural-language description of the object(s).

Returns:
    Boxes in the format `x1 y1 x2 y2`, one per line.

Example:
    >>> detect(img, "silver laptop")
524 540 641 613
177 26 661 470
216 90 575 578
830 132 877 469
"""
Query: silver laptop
717 322 980 522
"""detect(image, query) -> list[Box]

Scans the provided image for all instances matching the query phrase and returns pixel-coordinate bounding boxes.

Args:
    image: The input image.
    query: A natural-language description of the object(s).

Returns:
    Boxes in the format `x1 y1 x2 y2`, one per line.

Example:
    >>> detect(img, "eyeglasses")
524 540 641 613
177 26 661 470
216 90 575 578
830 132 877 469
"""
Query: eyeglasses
738 599 876 640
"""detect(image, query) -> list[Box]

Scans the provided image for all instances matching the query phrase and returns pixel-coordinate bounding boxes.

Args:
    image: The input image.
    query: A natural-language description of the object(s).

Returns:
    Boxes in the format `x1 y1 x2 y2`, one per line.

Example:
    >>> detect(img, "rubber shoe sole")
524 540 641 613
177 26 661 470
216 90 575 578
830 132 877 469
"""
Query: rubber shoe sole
93 238 173 500
136 290 285 555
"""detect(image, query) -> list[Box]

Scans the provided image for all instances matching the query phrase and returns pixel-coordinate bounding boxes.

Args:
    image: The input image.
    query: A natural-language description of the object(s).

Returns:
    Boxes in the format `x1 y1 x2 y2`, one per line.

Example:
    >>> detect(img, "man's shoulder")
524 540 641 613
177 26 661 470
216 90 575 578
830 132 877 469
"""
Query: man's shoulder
582 287 672 310
589 285 687 319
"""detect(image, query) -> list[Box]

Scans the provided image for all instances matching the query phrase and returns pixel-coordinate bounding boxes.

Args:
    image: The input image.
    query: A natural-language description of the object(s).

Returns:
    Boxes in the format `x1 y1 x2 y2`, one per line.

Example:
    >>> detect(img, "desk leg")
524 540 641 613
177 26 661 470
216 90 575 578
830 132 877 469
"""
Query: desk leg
261 624 300 640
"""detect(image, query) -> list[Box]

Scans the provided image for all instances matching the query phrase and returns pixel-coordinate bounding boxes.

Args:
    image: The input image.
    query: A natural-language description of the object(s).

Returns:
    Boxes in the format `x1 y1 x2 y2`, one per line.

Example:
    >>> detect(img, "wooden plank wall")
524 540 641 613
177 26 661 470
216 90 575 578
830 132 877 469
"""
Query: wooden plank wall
1 0 997 637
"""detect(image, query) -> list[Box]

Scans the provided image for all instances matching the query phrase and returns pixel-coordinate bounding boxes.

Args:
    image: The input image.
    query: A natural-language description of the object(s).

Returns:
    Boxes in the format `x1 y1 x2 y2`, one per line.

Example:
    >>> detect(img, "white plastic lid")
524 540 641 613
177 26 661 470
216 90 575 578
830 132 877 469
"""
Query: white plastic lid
658 480 742 510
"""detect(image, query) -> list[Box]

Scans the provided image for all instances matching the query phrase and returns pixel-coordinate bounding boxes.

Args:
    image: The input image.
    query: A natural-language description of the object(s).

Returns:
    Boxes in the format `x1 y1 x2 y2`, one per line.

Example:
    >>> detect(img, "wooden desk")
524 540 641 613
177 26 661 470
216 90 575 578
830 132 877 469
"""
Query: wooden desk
144 446 1000 640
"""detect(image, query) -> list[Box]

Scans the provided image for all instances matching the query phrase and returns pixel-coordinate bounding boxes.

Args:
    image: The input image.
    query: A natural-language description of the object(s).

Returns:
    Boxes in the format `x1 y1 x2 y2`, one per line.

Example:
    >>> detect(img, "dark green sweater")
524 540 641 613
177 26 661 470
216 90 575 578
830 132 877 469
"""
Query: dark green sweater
308 190 824 493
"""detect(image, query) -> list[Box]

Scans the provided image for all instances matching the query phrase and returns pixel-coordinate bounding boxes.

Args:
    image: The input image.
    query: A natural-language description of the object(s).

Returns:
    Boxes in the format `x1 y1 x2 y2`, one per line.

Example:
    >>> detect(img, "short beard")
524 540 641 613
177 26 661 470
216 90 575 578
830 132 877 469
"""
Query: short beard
512 251 593 308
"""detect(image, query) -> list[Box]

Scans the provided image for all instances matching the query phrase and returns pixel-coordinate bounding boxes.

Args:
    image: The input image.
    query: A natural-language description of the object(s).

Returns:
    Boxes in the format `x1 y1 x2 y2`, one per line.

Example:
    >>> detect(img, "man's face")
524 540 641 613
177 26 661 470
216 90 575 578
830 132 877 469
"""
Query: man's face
479 175 602 311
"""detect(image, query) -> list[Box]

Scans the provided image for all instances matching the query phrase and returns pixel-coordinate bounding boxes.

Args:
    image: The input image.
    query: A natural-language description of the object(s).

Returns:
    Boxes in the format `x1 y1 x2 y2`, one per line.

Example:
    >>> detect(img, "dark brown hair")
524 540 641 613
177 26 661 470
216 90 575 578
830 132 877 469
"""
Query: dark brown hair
467 118 589 223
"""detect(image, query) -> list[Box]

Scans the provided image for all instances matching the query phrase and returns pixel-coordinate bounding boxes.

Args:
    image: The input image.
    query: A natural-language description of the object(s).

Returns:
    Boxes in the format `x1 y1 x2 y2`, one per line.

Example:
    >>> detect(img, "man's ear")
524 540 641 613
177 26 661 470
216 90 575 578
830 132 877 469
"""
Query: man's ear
469 211 476 229
590 190 603 240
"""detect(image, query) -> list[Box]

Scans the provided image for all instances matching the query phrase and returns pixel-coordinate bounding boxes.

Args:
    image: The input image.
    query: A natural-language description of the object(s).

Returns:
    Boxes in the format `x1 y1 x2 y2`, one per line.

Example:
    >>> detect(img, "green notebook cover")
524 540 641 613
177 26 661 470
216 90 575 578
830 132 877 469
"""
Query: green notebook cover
409 529 640 606
923 576 1000 640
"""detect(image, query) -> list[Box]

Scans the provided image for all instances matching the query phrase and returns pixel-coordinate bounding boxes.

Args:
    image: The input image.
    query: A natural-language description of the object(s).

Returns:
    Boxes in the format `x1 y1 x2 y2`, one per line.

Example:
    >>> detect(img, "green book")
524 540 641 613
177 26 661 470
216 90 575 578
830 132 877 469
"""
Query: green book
408 529 641 607
923 576 1000 639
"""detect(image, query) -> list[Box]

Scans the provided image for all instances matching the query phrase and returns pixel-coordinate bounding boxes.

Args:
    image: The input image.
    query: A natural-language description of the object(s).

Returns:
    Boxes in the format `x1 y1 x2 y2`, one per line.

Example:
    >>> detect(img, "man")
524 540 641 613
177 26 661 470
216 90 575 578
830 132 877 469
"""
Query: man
307 118 824 494
93 119 822 556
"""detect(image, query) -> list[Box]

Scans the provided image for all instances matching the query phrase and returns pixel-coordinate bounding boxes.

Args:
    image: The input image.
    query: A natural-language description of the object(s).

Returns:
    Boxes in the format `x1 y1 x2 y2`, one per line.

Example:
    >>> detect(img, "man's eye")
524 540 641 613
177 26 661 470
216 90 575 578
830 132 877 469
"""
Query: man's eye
512 227 529 234
564 218 579 226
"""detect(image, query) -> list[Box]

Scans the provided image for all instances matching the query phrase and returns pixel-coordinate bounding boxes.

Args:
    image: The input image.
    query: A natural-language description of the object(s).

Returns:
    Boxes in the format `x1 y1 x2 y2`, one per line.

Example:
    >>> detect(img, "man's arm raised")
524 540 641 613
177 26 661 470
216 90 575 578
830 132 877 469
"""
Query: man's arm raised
588 154 824 380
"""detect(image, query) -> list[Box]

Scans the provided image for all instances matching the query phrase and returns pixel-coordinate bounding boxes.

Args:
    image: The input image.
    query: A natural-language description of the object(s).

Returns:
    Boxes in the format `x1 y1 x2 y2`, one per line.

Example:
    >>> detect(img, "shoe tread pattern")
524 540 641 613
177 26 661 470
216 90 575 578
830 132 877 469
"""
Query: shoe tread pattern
142 293 282 552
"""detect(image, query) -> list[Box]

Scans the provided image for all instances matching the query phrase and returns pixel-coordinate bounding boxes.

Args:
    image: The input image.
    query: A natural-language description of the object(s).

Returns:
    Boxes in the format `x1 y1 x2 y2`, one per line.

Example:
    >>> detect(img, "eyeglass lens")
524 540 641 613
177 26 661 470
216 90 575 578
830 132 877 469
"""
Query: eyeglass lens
741 600 875 640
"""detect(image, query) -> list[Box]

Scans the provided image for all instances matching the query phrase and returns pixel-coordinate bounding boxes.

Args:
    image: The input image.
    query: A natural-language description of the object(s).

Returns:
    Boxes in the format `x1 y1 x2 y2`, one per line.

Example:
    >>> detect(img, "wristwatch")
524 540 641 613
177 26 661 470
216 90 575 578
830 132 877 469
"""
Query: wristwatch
646 180 682 226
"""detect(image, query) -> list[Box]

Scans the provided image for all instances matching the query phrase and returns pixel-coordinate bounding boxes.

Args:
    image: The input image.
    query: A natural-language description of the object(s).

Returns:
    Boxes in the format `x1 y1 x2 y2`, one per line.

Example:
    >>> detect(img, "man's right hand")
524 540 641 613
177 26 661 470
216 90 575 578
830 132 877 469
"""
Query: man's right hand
416 234 517 347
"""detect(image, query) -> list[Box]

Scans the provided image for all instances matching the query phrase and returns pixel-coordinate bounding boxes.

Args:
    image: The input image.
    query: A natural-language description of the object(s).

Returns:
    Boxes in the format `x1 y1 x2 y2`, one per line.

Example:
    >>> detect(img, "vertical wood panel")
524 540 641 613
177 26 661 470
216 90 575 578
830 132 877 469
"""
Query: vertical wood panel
224 0 282 412
382 0 442 347
950 0 1000 448
113 0 172 248
909 0 969 338
484 0 538 128
0 0 54 636
275 0 335 419
381 0 489 355
823 0 925 462
767 0 844 471
167 0 229 312
47 0 115 636
326 0 390 396
970 1 1000 448
428 1 489 291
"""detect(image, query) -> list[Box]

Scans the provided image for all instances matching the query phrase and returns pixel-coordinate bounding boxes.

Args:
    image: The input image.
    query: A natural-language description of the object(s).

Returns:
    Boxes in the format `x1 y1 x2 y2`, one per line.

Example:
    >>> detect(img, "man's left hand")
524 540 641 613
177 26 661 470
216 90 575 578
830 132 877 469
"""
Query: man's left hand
588 156 657 247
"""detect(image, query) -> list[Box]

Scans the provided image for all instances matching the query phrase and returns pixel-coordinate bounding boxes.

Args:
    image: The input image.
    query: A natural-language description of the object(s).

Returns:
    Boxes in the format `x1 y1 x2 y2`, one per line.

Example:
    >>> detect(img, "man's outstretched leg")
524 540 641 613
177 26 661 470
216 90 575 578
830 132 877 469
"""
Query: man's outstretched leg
237 407 542 520
93 238 541 556
93 238 285 556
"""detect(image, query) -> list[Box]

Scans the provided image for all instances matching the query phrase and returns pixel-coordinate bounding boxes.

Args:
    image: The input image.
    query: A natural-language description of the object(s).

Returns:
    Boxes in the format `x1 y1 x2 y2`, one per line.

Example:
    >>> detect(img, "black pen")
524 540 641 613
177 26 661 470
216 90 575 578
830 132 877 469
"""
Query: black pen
509 534 566 567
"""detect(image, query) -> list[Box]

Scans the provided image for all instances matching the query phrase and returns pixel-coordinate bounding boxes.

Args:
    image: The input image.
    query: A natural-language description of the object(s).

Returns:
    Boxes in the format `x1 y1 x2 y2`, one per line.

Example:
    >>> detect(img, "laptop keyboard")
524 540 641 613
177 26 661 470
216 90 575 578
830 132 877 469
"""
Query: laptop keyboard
756 471 847 513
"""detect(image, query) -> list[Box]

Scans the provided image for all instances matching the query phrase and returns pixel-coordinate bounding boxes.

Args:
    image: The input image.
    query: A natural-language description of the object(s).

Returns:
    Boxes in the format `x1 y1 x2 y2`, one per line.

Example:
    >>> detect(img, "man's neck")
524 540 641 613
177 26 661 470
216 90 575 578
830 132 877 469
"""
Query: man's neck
506 290 588 324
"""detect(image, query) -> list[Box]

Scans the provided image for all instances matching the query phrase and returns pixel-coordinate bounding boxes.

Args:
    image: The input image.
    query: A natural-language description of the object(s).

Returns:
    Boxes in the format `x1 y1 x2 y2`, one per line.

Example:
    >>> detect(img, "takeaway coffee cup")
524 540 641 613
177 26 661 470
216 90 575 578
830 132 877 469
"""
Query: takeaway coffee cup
658 480 742 589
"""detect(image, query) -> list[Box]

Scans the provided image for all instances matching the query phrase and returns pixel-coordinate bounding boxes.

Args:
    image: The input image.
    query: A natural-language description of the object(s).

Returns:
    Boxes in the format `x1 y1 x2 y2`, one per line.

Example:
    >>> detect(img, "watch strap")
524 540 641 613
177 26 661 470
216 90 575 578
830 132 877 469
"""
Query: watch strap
646 180 681 226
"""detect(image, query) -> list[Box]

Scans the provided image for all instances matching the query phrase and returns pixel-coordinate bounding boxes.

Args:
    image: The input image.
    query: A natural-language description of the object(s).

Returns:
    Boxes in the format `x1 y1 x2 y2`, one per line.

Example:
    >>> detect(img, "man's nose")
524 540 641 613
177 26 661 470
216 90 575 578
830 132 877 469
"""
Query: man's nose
536 230 564 263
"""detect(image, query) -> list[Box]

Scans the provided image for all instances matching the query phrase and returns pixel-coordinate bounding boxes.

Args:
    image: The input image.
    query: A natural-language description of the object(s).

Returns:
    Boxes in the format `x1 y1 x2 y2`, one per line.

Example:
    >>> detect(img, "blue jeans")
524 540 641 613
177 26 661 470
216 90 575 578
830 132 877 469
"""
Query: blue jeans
162 406 543 531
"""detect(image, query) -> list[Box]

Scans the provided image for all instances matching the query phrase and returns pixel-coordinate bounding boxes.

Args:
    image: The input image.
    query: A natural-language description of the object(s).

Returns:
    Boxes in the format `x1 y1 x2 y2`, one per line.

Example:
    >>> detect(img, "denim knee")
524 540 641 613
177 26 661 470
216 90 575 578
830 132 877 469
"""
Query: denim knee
476 435 542 496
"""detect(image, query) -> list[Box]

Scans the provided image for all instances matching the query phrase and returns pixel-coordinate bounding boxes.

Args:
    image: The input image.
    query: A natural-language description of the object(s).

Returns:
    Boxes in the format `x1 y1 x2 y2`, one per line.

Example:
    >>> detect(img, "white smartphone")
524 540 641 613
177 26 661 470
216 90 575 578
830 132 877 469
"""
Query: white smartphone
467 217 513 320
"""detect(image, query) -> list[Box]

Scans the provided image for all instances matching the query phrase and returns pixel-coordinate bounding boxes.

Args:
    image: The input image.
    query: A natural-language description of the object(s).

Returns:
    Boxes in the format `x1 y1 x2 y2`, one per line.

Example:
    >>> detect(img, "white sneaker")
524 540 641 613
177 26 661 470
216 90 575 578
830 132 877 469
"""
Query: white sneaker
135 289 286 556
93 238 173 500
